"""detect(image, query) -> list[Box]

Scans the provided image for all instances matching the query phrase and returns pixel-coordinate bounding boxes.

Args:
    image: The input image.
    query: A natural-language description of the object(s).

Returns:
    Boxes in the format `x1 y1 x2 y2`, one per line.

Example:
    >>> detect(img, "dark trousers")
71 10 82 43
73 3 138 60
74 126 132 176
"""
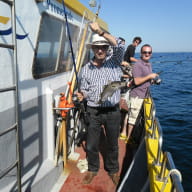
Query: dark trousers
86 106 121 174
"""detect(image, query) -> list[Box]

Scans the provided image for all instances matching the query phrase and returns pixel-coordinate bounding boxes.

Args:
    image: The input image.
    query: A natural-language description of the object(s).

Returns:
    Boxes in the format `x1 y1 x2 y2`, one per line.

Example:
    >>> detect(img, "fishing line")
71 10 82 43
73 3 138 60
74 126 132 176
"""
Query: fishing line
62 0 78 85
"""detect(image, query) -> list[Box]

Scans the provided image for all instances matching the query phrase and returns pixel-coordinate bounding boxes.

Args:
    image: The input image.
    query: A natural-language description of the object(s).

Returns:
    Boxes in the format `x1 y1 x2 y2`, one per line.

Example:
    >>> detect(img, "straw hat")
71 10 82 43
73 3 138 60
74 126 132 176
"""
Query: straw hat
87 34 110 48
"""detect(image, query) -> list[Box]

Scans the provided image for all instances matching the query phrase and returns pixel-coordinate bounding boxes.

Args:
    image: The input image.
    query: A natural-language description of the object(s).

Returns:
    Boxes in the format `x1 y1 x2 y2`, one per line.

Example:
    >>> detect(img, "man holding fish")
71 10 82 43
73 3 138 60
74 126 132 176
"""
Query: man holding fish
76 22 124 186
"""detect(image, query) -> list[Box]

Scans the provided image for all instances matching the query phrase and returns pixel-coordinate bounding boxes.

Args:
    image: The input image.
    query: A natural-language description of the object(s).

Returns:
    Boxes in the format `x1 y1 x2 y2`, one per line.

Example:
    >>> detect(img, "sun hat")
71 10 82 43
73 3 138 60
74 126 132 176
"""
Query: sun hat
87 34 110 48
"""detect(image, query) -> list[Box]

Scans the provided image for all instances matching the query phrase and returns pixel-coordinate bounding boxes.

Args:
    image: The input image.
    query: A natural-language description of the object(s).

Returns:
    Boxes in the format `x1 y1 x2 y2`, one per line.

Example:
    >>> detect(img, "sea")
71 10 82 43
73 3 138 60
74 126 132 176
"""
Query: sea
145 52 192 192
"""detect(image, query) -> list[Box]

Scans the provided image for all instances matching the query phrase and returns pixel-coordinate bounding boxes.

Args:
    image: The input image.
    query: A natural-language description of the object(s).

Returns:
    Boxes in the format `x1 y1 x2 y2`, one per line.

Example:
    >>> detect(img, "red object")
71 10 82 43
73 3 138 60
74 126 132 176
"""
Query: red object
58 92 74 117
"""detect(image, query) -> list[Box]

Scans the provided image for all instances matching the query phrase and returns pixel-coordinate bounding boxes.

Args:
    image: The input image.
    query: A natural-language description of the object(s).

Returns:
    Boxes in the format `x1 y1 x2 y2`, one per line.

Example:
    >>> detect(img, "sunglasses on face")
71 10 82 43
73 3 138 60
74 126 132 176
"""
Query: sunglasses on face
142 51 152 55
92 45 109 50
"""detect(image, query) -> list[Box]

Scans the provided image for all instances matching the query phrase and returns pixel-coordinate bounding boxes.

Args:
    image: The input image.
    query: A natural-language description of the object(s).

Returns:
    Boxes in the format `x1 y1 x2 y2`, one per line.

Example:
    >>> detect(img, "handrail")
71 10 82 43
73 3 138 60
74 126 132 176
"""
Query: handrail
145 98 156 137
144 98 184 192
0 85 16 92
0 161 18 179
157 152 184 192
166 152 184 192
154 118 163 166
146 98 163 166
150 108 156 134
0 123 17 137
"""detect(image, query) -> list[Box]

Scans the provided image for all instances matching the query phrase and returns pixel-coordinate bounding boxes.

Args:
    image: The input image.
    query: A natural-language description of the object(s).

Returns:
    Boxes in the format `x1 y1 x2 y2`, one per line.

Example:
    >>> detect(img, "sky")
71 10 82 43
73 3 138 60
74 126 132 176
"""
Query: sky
79 0 192 53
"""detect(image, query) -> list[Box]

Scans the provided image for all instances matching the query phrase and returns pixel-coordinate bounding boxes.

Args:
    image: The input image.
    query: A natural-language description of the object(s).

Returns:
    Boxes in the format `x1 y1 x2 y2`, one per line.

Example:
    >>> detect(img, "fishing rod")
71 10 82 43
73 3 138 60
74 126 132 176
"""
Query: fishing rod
63 0 101 102
56 1 103 157
152 71 163 85
62 0 78 85
157 71 163 75
54 0 102 167
75 1 101 80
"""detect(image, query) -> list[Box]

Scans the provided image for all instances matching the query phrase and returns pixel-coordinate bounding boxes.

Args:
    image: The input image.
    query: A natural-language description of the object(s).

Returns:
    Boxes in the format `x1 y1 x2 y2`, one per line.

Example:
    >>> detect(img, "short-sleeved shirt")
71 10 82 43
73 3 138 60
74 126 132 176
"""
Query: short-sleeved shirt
123 44 136 63
130 60 152 98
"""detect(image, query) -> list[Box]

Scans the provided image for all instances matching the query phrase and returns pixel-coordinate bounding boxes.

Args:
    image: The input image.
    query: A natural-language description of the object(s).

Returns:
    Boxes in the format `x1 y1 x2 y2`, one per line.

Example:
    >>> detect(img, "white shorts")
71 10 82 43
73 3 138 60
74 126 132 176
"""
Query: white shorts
128 97 144 125
121 90 130 105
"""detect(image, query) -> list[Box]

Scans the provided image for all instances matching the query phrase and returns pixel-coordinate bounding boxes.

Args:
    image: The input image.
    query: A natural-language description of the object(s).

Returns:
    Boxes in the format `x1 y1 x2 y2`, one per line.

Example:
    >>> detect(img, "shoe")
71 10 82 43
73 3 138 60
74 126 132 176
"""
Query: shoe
119 133 128 141
77 158 88 173
82 171 97 184
109 172 120 186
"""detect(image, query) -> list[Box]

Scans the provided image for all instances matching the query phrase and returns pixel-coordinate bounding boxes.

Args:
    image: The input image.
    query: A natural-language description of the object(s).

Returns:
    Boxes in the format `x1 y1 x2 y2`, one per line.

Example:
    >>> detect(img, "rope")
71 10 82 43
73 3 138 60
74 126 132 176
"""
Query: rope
160 168 182 192
62 0 78 85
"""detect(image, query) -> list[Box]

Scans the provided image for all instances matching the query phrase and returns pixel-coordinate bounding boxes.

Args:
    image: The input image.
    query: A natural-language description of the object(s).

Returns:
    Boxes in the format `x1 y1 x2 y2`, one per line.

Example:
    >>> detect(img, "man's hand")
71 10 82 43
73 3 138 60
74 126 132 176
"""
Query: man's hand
76 92 84 102
149 73 159 79
89 22 103 35
121 61 130 67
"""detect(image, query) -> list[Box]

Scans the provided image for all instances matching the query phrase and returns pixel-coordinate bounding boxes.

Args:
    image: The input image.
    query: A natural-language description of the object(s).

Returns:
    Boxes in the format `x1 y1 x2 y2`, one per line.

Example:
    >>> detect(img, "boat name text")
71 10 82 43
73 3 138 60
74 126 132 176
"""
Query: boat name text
47 0 73 20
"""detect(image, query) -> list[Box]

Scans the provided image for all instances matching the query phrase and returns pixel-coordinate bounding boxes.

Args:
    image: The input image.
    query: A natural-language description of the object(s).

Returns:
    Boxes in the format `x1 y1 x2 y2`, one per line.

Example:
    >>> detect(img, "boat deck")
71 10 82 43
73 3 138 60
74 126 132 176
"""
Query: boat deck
58 139 134 192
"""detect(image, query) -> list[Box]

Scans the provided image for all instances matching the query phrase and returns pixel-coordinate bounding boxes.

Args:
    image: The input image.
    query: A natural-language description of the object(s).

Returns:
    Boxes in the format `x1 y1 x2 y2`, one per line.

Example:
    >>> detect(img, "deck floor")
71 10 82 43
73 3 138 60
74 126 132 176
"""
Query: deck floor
59 139 134 192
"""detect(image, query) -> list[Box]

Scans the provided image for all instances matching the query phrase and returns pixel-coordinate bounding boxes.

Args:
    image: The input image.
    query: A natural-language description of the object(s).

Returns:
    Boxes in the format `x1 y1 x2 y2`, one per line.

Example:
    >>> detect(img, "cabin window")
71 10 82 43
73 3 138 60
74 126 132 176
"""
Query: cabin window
33 13 79 79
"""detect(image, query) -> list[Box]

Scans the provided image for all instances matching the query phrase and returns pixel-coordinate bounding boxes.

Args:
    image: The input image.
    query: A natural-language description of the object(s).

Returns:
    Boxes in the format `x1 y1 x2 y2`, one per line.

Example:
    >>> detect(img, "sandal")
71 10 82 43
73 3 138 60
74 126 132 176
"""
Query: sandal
125 137 136 144
119 134 128 140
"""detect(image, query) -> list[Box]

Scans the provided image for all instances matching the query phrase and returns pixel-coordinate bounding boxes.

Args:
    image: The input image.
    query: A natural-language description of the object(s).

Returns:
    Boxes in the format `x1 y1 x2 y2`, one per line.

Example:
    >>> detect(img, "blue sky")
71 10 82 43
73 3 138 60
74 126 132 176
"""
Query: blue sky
79 0 192 52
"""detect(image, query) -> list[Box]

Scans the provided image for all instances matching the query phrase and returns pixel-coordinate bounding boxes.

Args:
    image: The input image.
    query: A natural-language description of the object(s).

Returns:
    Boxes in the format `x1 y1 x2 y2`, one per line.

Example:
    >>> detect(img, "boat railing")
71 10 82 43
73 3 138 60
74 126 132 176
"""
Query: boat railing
157 152 184 192
144 97 184 191
153 118 163 166
144 98 163 166
149 105 156 136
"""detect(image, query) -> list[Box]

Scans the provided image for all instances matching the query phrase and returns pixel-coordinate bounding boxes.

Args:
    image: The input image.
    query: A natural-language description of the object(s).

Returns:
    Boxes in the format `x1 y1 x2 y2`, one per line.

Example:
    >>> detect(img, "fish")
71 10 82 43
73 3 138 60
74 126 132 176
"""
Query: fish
98 81 130 104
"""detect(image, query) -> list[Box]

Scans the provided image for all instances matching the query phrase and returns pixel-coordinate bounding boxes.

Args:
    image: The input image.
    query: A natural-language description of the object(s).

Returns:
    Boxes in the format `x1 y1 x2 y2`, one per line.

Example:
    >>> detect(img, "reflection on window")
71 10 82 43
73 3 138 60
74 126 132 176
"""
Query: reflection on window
33 13 79 79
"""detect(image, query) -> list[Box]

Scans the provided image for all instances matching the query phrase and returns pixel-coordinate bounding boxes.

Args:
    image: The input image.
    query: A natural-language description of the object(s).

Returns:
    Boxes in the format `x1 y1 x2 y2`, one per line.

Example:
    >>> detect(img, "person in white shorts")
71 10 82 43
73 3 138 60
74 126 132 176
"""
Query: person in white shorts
126 44 159 143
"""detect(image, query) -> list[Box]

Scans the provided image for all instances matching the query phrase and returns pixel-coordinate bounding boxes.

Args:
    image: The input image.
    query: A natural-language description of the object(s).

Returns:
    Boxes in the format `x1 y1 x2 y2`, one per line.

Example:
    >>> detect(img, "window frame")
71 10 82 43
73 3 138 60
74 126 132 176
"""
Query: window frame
32 12 80 79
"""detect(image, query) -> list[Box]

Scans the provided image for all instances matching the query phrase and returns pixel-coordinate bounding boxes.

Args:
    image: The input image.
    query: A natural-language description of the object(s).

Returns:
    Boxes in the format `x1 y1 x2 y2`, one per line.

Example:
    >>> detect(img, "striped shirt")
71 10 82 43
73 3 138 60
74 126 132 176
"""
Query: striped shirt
79 39 124 107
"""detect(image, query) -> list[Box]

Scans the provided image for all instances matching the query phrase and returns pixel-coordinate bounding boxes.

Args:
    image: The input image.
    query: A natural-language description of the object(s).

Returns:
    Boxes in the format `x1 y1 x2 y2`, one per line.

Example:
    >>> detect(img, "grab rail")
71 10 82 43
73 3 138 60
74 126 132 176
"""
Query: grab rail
144 97 184 192
150 106 156 135
153 118 163 166
158 152 184 192
145 98 163 166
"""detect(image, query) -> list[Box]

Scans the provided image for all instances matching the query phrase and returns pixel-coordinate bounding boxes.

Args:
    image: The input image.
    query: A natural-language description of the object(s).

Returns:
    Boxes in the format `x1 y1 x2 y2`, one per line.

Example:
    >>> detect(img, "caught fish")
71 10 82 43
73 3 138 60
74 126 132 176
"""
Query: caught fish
98 81 130 104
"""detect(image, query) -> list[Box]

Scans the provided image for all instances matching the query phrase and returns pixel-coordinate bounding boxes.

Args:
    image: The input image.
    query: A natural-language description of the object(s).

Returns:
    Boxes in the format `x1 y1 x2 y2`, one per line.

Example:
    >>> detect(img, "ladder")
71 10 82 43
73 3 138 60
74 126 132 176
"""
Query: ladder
0 0 21 191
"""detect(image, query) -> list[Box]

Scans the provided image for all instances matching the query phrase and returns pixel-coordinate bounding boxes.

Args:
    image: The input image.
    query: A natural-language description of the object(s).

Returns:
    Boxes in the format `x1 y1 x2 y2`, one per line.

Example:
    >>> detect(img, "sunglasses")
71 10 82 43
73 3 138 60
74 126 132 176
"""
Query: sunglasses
142 51 152 55
92 45 109 50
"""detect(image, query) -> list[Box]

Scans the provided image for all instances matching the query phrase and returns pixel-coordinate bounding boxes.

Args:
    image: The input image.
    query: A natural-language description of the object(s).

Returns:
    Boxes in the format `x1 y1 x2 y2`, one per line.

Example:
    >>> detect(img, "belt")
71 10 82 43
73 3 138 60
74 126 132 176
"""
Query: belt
88 104 119 112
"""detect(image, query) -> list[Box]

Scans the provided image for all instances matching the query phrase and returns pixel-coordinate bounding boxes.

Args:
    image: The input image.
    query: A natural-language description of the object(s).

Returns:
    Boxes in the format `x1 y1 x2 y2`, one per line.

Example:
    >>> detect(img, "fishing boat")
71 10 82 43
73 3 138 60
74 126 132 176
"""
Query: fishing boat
0 0 184 191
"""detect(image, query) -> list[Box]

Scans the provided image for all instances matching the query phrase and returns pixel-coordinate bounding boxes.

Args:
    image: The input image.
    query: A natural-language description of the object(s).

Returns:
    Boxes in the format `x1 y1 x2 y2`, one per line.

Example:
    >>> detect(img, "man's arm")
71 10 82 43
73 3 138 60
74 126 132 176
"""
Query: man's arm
134 73 159 85
89 22 117 46
130 57 138 63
